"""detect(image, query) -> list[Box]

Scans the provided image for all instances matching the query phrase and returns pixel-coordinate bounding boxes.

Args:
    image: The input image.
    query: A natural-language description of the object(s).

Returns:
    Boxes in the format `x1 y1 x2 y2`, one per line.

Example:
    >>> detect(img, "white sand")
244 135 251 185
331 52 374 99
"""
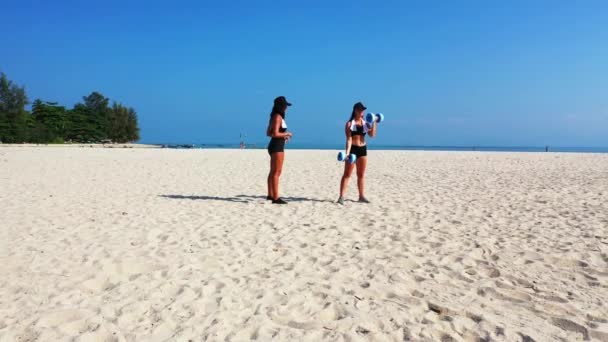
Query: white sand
1 147 607 341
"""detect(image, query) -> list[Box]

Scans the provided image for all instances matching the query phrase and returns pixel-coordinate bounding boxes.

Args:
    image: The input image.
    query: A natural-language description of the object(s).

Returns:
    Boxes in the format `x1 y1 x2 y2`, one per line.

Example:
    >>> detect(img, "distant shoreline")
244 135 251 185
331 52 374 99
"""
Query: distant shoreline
2 143 607 154
146 143 608 154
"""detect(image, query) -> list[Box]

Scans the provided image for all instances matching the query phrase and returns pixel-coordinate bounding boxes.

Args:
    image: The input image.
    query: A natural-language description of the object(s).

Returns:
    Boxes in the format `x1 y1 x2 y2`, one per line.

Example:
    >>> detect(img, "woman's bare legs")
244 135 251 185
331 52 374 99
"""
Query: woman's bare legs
267 154 274 199
356 156 368 201
268 152 284 200
338 161 356 203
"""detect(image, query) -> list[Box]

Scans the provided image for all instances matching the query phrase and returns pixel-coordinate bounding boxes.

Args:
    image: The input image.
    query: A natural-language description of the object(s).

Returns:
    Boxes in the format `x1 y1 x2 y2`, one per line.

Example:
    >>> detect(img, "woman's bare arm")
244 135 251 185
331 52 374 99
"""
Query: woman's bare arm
269 114 292 139
345 122 353 154
368 121 377 138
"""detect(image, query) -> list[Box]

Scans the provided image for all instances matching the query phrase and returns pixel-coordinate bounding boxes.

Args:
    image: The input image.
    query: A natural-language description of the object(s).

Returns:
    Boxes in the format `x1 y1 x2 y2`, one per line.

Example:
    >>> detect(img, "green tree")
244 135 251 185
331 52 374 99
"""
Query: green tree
82 92 111 141
0 110 9 142
65 104 94 142
32 99 67 142
109 102 128 142
126 107 140 142
0 73 140 143
109 102 140 143
27 116 51 143
0 72 29 143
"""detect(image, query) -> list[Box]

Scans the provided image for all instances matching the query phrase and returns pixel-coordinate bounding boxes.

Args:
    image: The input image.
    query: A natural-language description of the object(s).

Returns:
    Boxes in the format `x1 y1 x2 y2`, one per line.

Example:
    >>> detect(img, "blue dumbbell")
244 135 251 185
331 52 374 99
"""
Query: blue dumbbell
365 112 385 126
337 151 357 164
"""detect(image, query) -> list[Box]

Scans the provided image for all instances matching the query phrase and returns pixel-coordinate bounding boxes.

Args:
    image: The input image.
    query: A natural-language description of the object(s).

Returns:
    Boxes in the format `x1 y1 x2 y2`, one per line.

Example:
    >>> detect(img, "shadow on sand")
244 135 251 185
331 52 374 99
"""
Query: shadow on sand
159 194 333 203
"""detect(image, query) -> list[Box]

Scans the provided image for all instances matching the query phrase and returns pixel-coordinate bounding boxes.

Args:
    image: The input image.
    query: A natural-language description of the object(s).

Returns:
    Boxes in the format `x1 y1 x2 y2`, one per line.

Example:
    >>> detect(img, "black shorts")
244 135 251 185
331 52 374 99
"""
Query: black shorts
351 144 367 158
267 138 285 155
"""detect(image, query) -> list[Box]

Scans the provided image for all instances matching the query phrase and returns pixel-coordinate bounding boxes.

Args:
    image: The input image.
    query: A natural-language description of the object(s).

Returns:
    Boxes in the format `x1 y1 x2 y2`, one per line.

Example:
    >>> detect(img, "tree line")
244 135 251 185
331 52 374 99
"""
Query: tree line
0 72 139 144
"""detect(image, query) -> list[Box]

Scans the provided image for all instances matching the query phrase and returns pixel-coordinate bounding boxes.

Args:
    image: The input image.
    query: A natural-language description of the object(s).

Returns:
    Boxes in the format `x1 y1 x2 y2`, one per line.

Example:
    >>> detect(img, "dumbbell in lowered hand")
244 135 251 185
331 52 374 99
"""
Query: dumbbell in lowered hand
337 151 357 164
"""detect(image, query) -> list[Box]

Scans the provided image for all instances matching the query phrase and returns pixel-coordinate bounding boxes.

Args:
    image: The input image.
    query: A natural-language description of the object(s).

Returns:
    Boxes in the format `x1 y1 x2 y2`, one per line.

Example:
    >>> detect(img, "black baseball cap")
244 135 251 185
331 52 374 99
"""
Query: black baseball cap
353 102 367 111
274 96 292 107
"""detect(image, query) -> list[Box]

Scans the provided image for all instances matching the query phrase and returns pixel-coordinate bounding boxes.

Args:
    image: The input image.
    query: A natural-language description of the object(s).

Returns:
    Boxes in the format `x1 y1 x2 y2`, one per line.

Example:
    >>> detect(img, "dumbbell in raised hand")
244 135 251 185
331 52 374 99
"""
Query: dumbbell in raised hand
337 151 357 164
365 112 385 126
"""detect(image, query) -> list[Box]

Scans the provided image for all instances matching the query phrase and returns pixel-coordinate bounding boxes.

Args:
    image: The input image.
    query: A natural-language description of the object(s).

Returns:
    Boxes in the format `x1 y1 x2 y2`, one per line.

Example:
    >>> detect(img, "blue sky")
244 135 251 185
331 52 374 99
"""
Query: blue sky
2 0 607 146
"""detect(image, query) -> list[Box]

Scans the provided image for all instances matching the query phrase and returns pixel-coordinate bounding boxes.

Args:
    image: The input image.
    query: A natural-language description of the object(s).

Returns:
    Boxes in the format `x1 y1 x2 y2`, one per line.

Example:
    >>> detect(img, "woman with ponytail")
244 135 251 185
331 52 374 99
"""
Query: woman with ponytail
266 96 293 204
337 102 377 205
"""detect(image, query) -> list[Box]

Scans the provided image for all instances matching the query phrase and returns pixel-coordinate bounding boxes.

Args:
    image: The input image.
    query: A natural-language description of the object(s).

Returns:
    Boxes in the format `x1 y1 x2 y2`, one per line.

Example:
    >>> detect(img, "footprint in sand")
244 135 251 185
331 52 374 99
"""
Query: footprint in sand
101 259 163 278
483 287 533 304
80 276 112 293
35 309 96 336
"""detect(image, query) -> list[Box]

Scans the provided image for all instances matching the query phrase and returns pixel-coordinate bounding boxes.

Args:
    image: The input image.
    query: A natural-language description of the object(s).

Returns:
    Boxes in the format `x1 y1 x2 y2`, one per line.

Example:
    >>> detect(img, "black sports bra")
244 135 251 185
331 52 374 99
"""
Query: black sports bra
351 123 366 136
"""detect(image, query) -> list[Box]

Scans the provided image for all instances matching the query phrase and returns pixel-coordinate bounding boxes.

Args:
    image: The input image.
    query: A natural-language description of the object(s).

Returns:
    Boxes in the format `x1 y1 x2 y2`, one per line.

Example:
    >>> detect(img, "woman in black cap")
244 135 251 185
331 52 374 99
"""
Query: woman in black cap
266 96 293 204
337 102 377 205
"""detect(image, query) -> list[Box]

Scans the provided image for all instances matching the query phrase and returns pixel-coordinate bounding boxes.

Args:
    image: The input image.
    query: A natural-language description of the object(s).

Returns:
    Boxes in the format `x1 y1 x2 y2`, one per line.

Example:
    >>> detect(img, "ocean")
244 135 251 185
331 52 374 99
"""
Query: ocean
156 143 608 153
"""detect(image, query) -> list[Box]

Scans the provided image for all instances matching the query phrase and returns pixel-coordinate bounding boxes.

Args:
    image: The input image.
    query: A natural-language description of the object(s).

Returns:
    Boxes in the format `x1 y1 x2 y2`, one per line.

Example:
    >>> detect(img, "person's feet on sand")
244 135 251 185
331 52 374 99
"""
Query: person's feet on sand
337 197 345 205
266 195 272 200
272 198 288 204
358 196 370 203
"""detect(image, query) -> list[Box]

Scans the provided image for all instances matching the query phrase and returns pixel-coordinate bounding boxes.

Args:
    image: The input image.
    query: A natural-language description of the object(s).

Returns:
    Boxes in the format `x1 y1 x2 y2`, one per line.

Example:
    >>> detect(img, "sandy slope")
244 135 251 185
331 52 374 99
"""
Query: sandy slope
1 147 607 341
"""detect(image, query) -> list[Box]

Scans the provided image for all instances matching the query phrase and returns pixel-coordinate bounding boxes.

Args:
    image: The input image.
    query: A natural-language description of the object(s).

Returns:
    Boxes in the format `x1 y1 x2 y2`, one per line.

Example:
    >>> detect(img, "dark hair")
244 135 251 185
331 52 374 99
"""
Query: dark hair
267 104 285 136
349 102 366 121
349 107 365 121
270 104 286 119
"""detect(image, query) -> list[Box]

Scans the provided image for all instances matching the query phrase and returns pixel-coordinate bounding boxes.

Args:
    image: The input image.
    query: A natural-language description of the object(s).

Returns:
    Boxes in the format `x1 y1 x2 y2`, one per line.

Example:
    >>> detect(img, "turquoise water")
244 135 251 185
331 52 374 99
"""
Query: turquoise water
156 142 608 153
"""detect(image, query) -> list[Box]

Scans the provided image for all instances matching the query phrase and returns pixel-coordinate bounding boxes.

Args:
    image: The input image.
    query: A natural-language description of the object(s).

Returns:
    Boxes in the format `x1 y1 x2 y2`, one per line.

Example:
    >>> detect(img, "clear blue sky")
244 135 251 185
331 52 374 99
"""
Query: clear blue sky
2 0 607 146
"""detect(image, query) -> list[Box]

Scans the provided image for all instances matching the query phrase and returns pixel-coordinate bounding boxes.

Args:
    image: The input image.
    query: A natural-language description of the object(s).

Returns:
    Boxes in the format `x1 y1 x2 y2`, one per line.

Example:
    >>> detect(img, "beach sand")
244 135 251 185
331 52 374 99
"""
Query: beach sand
1 147 607 341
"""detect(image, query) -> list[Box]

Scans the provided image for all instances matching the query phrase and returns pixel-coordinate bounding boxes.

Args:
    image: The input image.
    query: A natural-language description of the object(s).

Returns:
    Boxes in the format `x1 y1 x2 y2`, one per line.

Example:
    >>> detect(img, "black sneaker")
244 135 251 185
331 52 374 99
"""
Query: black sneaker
358 197 370 203
266 195 272 200
272 198 288 204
